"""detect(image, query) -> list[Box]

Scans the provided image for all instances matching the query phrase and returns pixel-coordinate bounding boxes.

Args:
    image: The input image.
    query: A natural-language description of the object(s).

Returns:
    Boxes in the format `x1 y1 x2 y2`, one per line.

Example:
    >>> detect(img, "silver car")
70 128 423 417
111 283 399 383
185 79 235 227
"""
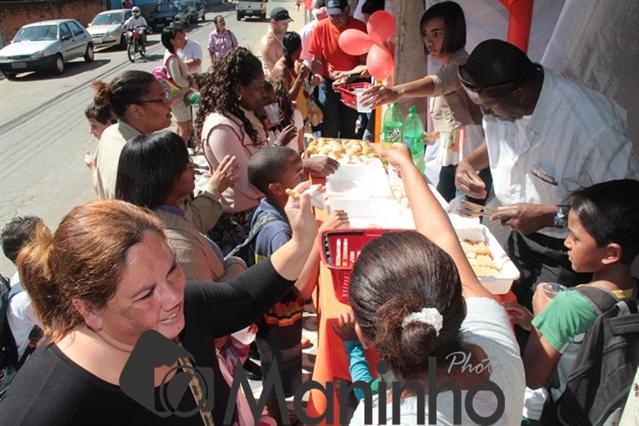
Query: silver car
0 19 94 80
87 9 133 50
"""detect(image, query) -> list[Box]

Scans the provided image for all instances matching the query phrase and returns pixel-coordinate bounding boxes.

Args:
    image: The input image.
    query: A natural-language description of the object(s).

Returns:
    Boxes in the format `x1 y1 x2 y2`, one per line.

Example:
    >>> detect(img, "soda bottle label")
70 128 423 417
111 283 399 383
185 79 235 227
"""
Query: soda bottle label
383 126 402 143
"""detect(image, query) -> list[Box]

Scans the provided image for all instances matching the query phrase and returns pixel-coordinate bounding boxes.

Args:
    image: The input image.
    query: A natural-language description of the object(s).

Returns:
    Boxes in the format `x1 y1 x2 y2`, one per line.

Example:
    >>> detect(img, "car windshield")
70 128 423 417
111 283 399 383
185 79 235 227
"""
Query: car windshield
92 12 124 25
158 4 178 13
14 24 58 42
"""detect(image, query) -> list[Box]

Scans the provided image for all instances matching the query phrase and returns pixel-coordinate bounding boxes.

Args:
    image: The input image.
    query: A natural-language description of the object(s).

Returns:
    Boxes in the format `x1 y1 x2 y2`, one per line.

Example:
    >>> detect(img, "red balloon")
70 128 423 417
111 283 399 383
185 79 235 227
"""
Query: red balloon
366 10 396 46
366 44 394 81
338 29 374 56
304 0 313 9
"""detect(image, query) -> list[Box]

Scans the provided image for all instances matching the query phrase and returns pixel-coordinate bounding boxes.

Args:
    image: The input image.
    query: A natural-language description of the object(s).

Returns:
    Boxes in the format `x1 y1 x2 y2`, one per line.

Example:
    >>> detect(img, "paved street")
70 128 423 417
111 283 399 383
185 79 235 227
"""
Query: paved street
0 1 306 275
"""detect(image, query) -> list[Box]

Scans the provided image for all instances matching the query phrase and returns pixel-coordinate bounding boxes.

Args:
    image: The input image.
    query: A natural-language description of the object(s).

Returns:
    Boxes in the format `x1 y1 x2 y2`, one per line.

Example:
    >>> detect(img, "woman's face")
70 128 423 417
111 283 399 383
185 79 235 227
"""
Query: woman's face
564 210 607 273
94 231 186 346
132 80 173 132
216 18 225 32
172 160 196 199
422 17 446 58
89 118 110 140
237 70 266 112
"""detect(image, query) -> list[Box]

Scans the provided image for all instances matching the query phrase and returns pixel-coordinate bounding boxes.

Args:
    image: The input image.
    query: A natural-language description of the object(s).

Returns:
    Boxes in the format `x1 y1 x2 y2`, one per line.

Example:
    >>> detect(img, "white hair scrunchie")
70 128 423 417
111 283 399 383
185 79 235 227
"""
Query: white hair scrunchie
401 308 444 336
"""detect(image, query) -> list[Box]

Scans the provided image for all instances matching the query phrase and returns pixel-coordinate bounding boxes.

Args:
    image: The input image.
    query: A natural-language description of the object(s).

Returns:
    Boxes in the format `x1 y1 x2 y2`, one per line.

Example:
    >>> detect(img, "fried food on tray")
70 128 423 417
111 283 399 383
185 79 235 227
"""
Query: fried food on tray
305 138 378 164
460 239 501 276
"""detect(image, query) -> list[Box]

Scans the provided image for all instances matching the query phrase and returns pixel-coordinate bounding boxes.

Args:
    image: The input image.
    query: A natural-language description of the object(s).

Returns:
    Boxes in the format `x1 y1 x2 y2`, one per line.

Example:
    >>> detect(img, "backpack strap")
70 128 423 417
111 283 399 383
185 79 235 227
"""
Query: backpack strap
575 286 619 315
7 281 23 301
224 212 278 260
17 326 42 368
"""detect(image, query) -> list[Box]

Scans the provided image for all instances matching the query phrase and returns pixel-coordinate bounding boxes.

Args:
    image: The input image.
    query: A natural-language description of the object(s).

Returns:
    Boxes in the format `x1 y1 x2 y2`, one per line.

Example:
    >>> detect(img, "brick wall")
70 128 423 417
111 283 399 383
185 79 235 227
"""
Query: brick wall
0 0 106 44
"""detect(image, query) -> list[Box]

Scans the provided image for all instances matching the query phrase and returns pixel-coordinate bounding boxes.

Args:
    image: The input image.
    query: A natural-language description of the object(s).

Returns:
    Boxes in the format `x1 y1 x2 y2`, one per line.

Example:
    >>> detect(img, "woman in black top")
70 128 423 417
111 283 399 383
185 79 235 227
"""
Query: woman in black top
0 194 317 425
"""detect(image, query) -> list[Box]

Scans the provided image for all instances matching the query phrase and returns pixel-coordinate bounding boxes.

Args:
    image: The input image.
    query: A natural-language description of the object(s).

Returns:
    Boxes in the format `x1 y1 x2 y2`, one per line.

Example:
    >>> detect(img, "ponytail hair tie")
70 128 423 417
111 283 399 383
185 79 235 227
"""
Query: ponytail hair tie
401 307 443 336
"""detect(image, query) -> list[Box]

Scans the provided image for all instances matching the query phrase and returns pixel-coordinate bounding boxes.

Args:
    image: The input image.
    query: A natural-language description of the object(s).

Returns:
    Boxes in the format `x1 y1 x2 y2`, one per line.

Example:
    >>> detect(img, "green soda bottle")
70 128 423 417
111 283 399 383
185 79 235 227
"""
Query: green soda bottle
382 103 403 144
402 105 426 174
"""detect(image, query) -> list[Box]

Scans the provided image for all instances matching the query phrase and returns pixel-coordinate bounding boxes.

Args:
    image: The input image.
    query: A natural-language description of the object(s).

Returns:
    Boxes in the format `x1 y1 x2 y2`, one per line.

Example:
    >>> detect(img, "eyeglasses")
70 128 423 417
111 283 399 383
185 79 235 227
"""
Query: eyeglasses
136 97 168 105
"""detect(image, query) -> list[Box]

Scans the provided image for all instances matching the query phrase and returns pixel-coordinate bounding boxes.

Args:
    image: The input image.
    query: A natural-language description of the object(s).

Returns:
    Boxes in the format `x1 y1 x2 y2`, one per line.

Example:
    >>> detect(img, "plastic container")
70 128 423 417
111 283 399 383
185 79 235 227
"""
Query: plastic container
336 82 373 110
325 162 392 199
455 224 521 294
327 198 414 229
319 228 403 304
402 105 426 174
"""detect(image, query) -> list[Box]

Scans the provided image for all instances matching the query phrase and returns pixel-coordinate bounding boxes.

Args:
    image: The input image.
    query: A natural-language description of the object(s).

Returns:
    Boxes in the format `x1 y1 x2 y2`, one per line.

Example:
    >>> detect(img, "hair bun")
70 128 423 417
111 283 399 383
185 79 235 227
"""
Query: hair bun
91 80 113 106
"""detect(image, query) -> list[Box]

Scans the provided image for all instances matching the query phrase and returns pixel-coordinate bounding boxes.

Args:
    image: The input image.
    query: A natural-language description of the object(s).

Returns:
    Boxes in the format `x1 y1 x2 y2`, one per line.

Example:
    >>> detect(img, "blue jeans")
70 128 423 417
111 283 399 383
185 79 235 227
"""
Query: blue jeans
317 78 358 138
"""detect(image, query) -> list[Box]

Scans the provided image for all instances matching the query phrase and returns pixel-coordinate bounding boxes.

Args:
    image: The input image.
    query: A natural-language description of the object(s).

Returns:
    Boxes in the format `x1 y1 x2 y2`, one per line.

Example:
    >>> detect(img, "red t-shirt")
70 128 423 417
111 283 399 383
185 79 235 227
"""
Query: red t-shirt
308 17 367 78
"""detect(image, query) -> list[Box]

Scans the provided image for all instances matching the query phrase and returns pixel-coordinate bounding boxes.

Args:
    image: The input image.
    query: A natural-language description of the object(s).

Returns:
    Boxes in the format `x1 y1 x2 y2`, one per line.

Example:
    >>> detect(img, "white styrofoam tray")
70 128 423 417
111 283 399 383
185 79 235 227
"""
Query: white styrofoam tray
326 162 392 199
327 198 415 229
455 224 520 294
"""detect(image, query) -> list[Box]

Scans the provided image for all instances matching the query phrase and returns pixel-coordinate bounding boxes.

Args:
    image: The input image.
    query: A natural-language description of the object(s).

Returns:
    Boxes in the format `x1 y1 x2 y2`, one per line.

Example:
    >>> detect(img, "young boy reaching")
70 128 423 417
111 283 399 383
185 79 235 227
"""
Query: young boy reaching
505 179 639 424
247 146 349 422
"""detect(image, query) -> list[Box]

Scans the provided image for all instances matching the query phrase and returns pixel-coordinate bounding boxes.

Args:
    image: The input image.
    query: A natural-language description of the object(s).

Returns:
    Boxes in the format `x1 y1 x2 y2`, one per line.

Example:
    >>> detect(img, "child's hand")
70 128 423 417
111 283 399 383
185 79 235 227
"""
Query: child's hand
84 152 95 170
275 124 298 147
319 209 349 232
285 180 318 246
503 302 533 331
379 143 413 170
209 155 238 193
333 311 358 341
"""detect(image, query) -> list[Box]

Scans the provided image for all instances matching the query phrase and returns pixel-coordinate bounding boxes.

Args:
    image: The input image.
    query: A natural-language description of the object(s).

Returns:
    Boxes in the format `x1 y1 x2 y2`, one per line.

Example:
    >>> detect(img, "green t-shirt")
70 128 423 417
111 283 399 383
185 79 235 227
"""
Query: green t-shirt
531 289 599 353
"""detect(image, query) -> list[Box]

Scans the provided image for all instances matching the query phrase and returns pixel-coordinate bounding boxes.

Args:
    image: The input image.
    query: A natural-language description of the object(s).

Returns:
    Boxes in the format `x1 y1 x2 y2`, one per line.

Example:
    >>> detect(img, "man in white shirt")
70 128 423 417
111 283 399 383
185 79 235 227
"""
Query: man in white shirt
1 216 42 360
299 0 327 63
455 39 639 309
178 38 203 75
124 6 149 51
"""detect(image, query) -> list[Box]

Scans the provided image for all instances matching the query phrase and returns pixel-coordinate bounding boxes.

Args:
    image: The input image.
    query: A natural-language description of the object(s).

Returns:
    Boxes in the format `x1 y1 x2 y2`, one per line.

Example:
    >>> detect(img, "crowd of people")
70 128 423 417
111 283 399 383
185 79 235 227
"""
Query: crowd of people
1 0 638 425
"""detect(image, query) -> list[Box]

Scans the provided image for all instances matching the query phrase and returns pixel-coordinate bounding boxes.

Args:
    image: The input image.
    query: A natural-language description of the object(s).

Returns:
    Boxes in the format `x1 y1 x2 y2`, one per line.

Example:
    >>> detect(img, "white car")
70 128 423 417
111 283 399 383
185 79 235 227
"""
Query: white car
87 9 133 50
0 19 94 80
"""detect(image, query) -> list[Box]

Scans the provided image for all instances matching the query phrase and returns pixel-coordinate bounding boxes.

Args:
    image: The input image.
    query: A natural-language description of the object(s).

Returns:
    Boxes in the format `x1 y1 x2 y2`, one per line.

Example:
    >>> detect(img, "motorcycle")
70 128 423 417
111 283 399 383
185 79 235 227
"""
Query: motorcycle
125 25 148 63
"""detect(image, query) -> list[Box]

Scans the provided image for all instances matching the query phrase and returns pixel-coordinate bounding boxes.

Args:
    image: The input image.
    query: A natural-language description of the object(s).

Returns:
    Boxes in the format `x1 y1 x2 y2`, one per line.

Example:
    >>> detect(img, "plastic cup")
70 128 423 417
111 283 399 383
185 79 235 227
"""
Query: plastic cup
355 89 372 113
264 103 281 125
542 282 567 298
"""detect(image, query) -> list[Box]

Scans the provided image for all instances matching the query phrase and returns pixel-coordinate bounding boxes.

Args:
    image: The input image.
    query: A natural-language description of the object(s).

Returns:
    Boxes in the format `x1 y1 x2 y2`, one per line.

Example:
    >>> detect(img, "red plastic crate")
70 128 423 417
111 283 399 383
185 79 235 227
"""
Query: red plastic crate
336 82 373 110
319 228 403 304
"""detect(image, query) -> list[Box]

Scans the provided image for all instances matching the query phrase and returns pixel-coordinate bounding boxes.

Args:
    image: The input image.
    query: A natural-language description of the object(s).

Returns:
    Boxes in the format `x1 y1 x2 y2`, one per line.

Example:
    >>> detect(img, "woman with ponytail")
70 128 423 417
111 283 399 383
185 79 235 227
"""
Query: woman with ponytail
0 195 319 425
92 70 173 200
347 144 525 425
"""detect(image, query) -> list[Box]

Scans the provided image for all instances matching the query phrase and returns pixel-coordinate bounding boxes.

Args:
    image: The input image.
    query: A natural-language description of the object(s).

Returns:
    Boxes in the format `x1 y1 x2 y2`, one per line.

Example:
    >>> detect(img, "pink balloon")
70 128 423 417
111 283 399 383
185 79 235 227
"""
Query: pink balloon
366 10 396 46
366 44 394 81
338 29 374 56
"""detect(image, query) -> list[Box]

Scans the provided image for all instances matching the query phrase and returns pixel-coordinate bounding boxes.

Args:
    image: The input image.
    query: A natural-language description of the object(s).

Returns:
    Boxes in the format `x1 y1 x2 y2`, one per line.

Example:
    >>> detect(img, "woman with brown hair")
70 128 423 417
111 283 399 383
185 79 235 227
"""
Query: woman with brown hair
92 70 173 200
347 144 524 425
0 192 318 425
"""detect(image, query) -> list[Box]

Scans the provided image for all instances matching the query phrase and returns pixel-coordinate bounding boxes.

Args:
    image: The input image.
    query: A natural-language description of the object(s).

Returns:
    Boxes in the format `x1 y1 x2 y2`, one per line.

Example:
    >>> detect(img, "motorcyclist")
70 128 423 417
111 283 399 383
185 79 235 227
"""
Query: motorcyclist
125 6 149 52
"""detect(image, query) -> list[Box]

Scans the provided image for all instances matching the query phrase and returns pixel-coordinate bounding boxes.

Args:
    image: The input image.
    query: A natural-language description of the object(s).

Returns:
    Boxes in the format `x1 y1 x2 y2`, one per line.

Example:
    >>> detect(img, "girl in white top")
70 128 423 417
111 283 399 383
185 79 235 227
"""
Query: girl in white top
347 144 524 425
161 25 193 143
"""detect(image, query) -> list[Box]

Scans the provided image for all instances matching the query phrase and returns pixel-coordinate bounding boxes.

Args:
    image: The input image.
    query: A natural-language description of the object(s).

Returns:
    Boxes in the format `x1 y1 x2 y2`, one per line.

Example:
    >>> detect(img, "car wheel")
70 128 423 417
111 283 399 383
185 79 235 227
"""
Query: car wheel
84 44 94 63
236 12 242 21
201 14 205 22
53 54 65 75
119 34 127 50
3 71 17 80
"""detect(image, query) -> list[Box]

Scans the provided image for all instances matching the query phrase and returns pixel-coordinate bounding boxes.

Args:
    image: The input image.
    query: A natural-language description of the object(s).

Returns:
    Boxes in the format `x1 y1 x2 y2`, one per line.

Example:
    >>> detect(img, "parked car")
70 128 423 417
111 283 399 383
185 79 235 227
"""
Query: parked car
147 1 188 32
87 9 132 50
0 19 94 80
237 0 268 21
182 0 206 23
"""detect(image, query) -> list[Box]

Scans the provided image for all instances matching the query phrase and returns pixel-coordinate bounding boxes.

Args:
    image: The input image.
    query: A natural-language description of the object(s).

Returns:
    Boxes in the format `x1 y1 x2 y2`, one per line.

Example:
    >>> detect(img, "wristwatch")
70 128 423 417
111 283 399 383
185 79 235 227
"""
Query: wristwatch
553 206 569 228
